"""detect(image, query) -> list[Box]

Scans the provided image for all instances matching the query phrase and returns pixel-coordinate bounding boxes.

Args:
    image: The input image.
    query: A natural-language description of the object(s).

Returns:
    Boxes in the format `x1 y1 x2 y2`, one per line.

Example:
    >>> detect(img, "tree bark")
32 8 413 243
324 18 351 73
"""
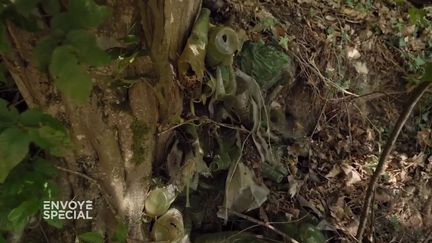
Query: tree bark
1 0 201 241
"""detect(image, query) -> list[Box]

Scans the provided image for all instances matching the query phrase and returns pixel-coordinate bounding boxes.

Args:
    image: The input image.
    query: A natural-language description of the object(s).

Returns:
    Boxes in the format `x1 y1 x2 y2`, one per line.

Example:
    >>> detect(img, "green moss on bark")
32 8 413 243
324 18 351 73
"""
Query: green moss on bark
131 120 150 164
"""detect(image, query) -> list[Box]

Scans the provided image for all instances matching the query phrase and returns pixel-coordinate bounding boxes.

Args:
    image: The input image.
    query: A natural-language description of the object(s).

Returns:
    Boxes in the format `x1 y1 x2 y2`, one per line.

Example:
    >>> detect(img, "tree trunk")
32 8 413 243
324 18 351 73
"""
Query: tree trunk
1 0 201 241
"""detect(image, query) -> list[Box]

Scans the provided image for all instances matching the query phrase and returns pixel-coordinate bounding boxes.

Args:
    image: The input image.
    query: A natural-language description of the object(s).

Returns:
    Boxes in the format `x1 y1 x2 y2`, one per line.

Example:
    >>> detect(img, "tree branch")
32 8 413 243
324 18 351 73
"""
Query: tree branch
356 81 432 241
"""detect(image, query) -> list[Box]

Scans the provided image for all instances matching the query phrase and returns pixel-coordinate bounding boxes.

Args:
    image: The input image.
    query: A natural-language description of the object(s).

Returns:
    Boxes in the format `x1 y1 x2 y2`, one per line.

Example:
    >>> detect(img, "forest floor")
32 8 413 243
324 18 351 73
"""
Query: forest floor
199 0 432 242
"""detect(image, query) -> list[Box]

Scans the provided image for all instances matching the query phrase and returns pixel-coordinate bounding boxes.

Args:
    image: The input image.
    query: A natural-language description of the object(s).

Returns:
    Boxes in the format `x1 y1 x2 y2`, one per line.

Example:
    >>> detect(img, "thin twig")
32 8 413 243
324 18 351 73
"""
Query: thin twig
421 227 432 243
356 81 432 241
39 224 50 243
222 207 299 243
54 165 119 220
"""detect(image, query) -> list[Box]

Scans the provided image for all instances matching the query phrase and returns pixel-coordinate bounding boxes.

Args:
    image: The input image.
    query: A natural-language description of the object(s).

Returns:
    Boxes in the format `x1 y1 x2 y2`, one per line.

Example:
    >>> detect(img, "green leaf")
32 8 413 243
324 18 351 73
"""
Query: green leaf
49 45 93 103
0 127 30 183
15 0 40 16
34 158 57 177
69 0 112 28
0 234 5 243
65 30 110 66
79 232 104 243
41 0 60 15
19 109 45 127
38 125 67 146
44 217 64 229
7 199 39 228
51 0 111 32
19 109 68 151
111 223 128 243
49 45 79 77
51 12 80 33
34 36 61 70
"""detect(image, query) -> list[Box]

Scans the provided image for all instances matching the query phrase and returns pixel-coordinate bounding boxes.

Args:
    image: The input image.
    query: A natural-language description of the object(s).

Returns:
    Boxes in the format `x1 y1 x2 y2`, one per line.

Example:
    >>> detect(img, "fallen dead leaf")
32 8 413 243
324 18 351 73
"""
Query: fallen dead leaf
325 165 341 178
353 61 368 75
347 47 361 59
341 164 362 186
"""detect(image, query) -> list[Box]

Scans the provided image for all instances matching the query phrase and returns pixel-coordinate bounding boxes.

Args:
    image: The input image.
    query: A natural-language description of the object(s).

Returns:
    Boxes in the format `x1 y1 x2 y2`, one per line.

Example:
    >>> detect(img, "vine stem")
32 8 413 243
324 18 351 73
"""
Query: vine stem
356 81 432 241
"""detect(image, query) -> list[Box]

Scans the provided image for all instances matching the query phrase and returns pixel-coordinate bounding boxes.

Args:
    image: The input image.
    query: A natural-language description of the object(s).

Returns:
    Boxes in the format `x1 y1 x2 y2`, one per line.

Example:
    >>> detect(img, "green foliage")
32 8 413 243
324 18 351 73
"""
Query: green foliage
79 231 104 243
0 128 31 183
51 0 111 33
31 0 111 102
0 0 112 101
111 223 128 243
49 45 93 103
0 99 69 183
33 36 62 70
7 199 39 228
0 158 59 232
65 30 111 66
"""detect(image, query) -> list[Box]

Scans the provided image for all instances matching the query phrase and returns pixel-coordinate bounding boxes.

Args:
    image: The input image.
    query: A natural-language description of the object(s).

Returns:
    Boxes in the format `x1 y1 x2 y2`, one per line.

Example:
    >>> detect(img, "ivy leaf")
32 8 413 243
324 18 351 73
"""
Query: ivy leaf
34 36 61 70
79 232 104 243
0 127 30 183
65 30 110 66
15 0 40 16
49 45 93 103
7 199 39 229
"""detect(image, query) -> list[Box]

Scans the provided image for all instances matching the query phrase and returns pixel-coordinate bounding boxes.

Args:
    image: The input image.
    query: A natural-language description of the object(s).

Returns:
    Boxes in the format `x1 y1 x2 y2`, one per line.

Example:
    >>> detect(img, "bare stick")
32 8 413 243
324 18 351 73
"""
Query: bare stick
222 207 299 243
356 81 432 241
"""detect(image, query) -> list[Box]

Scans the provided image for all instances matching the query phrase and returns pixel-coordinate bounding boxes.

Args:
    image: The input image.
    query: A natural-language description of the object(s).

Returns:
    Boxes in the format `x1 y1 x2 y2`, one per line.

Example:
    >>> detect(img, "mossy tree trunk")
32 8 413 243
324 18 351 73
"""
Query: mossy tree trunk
1 0 201 241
